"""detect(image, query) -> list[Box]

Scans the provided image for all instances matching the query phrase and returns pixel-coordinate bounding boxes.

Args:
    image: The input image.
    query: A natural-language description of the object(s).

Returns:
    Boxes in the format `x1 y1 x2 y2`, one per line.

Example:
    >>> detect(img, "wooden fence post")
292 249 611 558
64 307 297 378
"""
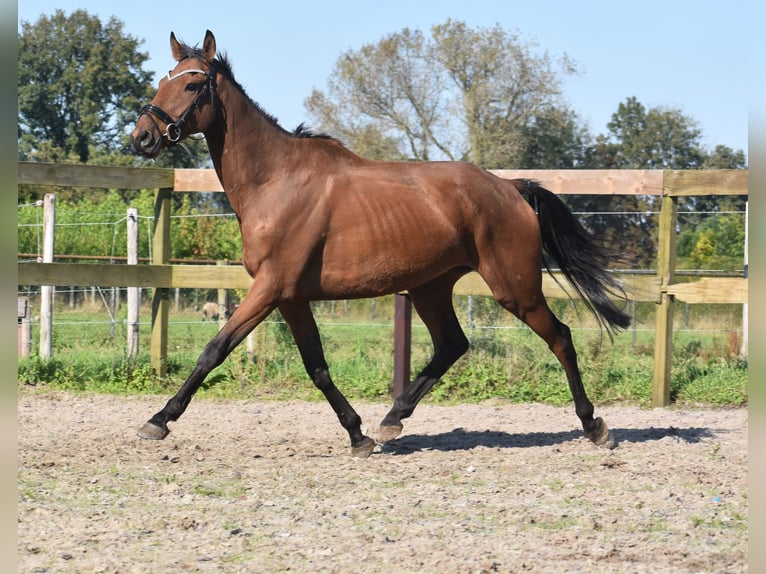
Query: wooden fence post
393 293 412 399
126 207 139 360
741 201 748 357
217 260 229 329
151 188 172 376
652 181 677 407
39 193 55 360
18 297 31 357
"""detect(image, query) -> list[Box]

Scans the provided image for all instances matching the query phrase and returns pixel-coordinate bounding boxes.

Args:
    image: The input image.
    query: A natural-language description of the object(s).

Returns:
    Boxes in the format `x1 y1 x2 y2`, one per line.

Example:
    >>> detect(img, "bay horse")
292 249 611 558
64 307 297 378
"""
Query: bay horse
131 30 630 458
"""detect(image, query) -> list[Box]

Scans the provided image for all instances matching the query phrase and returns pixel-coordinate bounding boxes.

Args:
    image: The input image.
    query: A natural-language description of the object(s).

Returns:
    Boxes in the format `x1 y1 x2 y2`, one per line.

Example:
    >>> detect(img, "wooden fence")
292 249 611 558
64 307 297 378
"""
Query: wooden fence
17 162 748 406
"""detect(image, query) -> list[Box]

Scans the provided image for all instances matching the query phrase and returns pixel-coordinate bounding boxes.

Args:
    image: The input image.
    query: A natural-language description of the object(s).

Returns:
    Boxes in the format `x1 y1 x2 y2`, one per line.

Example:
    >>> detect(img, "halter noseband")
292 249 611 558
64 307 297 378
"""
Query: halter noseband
139 62 217 143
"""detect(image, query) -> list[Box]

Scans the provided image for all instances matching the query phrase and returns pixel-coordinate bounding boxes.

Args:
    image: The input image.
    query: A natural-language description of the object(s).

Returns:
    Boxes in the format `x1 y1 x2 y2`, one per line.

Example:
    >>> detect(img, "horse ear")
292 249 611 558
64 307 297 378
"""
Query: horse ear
202 30 216 60
170 32 185 61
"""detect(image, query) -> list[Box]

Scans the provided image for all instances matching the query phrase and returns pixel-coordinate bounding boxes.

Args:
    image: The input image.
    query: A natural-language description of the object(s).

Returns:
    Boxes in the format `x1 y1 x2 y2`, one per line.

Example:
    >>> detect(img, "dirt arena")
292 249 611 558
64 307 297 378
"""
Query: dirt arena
18 391 747 573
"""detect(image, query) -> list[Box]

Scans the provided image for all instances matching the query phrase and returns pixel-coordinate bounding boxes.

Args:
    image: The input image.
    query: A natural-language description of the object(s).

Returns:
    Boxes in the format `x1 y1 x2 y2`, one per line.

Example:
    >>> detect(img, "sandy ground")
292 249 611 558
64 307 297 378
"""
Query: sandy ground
18 391 747 573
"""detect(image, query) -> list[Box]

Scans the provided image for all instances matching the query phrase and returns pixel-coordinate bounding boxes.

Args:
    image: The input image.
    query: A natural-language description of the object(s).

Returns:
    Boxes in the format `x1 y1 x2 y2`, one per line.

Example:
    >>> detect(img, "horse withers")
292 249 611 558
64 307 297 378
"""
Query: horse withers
131 30 629 458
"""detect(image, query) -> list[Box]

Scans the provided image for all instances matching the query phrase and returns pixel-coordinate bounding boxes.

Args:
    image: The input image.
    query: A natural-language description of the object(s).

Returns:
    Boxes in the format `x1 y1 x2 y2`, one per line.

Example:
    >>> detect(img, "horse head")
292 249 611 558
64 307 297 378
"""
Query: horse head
131 30 219 158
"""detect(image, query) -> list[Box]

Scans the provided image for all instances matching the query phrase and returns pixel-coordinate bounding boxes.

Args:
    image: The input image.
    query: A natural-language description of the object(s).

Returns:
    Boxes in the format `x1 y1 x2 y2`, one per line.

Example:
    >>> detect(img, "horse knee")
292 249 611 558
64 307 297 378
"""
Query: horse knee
312 367 334 392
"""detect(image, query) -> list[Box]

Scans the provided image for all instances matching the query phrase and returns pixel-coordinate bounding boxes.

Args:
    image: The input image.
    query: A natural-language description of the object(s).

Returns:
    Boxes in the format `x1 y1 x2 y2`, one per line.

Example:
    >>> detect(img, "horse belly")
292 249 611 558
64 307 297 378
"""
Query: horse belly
316 236 465 299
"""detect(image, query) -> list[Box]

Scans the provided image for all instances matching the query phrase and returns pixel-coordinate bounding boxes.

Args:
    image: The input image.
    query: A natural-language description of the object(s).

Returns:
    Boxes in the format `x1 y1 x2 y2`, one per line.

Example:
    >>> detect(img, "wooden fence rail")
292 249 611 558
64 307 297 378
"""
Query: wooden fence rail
17 162 748 405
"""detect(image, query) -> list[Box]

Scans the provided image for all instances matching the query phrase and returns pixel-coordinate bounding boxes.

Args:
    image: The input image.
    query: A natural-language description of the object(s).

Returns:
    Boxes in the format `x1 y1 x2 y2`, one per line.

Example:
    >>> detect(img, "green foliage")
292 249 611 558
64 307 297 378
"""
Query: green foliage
590 96 705 169
676 212 745 271
703 145 748 169
669 338 748 405
517 107 592 169
173 194 242 260
18 10 209 170
17 190 241 263
18 352 164 395
18 9 153 164
18 304 747 409
568 97 747 268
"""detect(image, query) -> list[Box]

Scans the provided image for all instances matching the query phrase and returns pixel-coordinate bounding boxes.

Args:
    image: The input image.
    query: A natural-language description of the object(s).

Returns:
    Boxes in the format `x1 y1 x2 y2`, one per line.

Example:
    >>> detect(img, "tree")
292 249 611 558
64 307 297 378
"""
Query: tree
18 10 154 164
571 97 747 268
677 213 745 271
305 19 579 166
18 10 211 207
703 145 747 170
18 10 209 169
516 107 592 169
305 26 446 161
585 97 708 170
431 20 580 168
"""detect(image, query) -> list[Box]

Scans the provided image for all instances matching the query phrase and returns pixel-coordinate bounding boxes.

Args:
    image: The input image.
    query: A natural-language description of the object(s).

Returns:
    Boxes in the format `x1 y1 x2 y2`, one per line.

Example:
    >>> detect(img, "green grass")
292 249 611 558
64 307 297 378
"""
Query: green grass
17 300 748 408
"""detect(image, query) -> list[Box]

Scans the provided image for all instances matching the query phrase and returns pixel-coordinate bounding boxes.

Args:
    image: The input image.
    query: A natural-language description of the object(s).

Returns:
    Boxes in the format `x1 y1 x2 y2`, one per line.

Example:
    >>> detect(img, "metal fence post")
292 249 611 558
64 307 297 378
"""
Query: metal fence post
393 293 412 399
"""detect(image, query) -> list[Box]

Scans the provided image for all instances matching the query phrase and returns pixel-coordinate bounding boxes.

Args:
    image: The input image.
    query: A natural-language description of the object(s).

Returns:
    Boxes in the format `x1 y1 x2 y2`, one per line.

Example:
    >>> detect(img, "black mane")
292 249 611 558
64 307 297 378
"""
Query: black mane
176 40 341 143
292 123 335 140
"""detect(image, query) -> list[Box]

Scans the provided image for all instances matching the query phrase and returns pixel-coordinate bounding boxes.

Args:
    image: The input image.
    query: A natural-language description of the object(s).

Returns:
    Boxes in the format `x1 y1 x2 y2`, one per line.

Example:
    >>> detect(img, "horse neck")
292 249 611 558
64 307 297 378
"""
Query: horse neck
203 78 294 201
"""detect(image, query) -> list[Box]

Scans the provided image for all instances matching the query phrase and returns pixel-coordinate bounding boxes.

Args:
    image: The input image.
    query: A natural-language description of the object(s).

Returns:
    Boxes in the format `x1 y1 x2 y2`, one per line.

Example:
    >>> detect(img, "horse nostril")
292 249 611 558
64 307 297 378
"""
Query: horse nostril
132 130 154 152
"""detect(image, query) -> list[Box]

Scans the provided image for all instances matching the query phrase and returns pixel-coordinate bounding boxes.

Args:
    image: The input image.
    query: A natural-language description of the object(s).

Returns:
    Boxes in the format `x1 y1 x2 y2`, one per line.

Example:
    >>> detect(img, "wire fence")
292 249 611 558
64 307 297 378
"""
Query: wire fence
17 201 748 361
16 285 745 365
16 200 749 266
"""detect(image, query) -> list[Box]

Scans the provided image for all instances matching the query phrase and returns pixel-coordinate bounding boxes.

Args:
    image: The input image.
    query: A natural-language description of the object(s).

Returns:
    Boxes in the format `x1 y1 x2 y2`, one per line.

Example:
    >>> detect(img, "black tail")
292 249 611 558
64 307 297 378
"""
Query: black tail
519 179 631 337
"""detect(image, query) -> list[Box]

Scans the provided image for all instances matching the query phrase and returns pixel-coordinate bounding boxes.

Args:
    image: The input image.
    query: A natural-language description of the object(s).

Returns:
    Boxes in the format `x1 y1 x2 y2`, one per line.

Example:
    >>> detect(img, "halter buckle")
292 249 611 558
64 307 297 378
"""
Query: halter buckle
165 123 182 143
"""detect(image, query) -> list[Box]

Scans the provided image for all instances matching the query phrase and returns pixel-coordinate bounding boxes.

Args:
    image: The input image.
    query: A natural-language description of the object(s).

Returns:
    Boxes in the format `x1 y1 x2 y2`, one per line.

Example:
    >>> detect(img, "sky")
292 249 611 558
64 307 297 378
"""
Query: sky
17 0 756 156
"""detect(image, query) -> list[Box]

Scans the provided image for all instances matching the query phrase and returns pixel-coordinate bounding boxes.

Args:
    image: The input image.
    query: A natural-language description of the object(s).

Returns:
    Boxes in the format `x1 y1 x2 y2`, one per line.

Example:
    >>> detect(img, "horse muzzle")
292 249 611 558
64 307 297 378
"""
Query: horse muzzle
131 127 163 159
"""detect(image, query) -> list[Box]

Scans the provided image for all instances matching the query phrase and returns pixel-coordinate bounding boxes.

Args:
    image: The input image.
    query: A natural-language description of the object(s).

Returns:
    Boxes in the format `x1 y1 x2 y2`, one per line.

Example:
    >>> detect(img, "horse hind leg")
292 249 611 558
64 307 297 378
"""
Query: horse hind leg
378 277 469 443
542 312 616 449
490 280 615 449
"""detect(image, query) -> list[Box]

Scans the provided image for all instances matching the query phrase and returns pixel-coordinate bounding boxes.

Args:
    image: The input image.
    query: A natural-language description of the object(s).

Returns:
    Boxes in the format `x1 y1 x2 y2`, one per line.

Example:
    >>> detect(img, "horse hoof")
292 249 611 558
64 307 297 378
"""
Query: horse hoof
377 423 404 444
350 436 376 458
137 421 169 440
589 417 617 450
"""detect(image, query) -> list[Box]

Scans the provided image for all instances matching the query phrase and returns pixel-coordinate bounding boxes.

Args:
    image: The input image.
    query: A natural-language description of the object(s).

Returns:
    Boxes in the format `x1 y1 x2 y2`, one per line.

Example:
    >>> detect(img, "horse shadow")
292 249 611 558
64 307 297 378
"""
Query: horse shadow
378 425 716 455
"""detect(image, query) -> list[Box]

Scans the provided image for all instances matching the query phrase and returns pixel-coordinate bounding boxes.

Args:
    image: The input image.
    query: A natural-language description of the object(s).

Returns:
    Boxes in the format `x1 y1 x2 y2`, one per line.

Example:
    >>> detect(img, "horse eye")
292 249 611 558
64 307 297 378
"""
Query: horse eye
185 83 201 92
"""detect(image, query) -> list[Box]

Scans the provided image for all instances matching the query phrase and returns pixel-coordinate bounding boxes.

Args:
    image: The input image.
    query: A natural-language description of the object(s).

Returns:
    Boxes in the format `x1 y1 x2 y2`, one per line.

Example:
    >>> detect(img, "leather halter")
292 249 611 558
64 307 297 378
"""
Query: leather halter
139 62 217 143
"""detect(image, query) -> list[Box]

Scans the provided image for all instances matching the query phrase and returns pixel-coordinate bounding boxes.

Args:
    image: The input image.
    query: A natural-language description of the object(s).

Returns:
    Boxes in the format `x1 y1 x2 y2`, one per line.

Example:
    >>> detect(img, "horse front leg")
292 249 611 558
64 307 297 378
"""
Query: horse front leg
278 302 375 458
137 288 275 440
